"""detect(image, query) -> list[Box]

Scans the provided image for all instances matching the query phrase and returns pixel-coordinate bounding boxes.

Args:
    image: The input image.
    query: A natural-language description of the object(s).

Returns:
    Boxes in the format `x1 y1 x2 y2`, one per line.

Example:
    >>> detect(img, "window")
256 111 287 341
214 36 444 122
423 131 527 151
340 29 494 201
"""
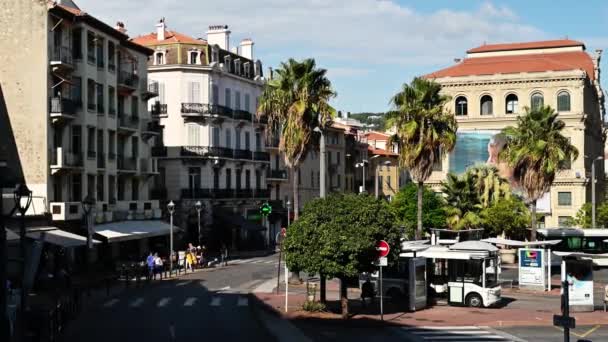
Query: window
189 51 199 64
97 175 104 201
455 96 468 116
96 37 104 68
132 178 139 201
213 169 220 189
235 91 241 110
225 88 232 108
557 91 571 112
255 133 261 151
337 152 341 165
87 127 96 156
531 92 544 110
245 170 251 189
108 176 116 202
87 31 96 63
505 94 518 114
108 41 115 70
96 83 104 113
224 56 232 72
311 171 314 187
131 136 138 157
226 169 232 189
480 95 493 115
72 28 82 59
337 174 341 188
234 59 241 75
255 170 261 189
72 77 82 107
244 94 250 113
212 127 220 146
108 86 116 115
558 216 572 228
97 129 104 155
117 178 125 201
225 129 232 148
245 131 251 150
211 46 219 63
87 174 95 199
87 79 96 110
236 169 242 189
108 130 116 158
71 174 82 202
187 124 200 146
71 125 82 154
244 63 251 78
558 192 572 206
131 96 139 118
188 82 200 103
155 52 164 65
188 167 201 189
212 85 219 105
235 131 241 149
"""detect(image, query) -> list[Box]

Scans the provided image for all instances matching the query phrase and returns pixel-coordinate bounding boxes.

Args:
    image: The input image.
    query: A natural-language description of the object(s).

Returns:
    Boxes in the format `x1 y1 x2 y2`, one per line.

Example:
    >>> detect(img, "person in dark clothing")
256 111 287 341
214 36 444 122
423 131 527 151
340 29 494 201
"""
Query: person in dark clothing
361 278 375 308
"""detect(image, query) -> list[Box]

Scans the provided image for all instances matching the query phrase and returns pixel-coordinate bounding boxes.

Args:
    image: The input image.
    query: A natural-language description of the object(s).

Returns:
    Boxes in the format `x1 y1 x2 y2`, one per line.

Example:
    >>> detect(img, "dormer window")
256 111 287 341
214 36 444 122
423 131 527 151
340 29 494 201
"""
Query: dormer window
254 60 263 77
154 51 165 65
244 62 251 78
224 55 232 72
211 46 219 63
189 50 201 65
234 59 241 75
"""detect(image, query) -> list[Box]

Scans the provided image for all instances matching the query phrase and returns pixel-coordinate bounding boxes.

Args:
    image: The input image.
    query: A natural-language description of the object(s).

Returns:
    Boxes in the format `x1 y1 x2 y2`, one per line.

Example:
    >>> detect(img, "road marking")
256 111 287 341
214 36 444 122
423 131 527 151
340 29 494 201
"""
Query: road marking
130 297 145 307
396 326 513 341
210 297 221 306
103 299 119 308
237 296 249 306
217 286 231 292
183 297 197 307
264 260 275 264
157 297 171 307
579 324 601 338
176 281 190 287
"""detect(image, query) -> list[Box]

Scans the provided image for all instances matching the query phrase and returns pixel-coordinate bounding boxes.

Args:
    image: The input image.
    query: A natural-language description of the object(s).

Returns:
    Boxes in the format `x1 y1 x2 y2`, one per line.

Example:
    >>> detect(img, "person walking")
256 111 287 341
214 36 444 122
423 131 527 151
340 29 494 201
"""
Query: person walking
220 244 228 267
154 253 163 280
185 251 194 273
146 252 155 281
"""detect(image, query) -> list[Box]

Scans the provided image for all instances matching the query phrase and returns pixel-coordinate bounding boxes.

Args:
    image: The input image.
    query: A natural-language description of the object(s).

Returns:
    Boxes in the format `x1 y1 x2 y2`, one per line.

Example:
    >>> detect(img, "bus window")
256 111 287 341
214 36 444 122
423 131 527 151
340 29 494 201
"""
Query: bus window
567 237 582 250
582 237 601 253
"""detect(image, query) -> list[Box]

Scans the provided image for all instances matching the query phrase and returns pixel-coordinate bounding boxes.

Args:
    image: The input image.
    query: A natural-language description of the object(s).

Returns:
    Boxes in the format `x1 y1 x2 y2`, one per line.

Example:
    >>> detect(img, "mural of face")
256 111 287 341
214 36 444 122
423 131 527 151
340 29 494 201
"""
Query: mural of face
487 134 517 187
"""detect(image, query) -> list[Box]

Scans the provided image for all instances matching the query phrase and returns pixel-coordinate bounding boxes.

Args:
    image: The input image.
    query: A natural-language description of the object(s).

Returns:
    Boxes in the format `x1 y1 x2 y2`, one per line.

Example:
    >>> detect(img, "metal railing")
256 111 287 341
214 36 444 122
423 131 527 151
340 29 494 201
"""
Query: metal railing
254 188 270 198
139 158 149 173
180 146 234 159
151 146 167 157
233 109 252 121
118 115 139 130
235 189 253 198
234 149 252 160
181 103 233 119
267 169 288 180
145 81 159 94
118 71 139 88
50 97 77 115
117 155 137 171
51 149 83 167
151 103 167 115
253 151 270 162
51 46 73 65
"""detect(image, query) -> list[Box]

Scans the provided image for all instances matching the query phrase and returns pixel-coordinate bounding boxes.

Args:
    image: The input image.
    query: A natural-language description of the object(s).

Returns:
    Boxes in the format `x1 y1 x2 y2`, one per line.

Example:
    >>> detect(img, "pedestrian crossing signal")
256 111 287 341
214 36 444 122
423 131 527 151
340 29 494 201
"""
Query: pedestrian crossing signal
260 203 272 216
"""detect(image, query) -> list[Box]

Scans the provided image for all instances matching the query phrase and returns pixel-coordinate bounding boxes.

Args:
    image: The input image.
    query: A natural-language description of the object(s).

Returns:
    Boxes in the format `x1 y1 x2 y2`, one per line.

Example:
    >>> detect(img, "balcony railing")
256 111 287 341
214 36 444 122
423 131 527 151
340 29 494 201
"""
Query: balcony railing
108 152 116 161
180 188 237 199
118 71 139 89
118 115 139 130
235 189 253 198
254 188 270 198
180 146 234 159
253 151 270 162
234 149 252 160
117 155 137 171
141 81 159 100
51 148 83 167
151 146 167 157
51 46 73 66
87 150 96 159
181 103 233 119
151 103 167 116
150 187 168 200
142 120 162 133
108 62 116 72
139 158 150 173
50 97 77 115
233 109 252 121
267 169 288 180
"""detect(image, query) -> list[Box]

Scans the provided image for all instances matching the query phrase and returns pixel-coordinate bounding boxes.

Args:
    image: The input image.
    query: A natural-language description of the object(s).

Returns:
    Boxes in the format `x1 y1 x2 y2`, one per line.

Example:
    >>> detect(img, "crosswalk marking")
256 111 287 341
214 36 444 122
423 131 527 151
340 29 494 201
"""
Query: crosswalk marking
395 326 518 342
210 297 221 306
264 260 275 264
237 296 248 306
130 297 145 307
157 297 171 307
183 297 197 306
103 299 119 308
176 280 191 287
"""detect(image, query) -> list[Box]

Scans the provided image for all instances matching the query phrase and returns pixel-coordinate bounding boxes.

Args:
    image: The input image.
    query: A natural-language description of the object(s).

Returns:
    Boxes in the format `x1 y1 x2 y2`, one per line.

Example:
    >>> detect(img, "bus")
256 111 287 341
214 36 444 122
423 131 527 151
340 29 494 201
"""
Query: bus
537 228 608 267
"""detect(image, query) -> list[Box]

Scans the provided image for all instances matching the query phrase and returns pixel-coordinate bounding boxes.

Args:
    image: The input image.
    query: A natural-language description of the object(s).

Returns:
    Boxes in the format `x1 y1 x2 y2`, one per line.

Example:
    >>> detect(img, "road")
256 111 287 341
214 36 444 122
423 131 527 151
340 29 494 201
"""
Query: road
63 254 281 342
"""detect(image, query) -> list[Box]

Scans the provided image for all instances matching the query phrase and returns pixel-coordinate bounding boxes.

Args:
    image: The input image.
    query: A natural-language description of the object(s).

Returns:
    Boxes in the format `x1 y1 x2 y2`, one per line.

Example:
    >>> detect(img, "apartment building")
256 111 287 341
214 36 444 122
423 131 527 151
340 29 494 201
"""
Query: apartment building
133 21 270 250
425 39 605 228
1 0 168 263
363 131 406 199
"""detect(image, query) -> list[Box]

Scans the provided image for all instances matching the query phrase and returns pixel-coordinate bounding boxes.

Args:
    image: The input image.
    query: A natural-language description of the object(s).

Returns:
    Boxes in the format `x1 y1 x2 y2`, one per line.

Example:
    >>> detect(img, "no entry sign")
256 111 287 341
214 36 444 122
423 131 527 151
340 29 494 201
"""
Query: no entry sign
377 240 390 258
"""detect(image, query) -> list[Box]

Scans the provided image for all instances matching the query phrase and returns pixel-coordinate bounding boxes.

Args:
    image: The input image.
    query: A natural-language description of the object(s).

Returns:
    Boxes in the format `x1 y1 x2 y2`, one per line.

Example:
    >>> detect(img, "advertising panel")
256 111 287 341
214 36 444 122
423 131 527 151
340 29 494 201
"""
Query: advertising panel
566 259 594 310
518 248 545 288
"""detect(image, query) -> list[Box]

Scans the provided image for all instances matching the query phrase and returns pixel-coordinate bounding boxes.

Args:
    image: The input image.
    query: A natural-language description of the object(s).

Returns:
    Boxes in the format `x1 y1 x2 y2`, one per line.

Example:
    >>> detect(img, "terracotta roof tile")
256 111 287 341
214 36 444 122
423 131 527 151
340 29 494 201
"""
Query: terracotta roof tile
467 39 585 54
132 30 206 45
365 131 390 141
426 51 595 80
57 4 84 16
368 146 398 157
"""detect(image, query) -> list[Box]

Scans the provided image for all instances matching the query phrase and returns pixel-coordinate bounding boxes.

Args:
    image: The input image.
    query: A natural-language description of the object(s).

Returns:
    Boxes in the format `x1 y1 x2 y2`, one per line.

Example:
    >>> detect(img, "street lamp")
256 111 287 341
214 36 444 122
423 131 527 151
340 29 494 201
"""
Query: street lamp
167 200 175 275
13 183 32 339
355 161 368 193
586 155 604 228
286 199 291 227
195 201 203 247
375 160 392 199
313 127 326 198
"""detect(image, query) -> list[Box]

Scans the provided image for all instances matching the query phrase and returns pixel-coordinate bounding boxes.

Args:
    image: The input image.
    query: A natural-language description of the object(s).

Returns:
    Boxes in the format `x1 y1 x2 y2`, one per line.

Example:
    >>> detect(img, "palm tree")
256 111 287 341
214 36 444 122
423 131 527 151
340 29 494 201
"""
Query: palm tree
387 77 458 239
499 106 578 240
257 58 336 220
466 164 511 208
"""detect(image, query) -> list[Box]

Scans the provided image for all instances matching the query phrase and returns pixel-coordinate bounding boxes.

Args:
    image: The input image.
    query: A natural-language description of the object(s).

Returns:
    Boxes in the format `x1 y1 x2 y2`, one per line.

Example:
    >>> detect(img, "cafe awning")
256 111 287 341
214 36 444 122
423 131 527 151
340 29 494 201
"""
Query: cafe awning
94 220 180 243
27 228 101 248
481 237 562 247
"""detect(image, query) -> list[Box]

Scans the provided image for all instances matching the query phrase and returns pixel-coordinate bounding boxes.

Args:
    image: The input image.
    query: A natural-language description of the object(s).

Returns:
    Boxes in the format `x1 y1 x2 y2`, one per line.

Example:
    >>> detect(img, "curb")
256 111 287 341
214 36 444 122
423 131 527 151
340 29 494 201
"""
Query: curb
249 294 312 342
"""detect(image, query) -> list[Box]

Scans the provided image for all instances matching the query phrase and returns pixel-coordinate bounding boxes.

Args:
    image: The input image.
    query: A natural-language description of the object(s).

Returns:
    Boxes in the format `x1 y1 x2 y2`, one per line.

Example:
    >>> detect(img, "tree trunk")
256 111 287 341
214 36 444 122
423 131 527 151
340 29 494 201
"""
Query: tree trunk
340 277 349 319
416 181 423 240
288 166 301 284
320 274 326 304
530 200 537 241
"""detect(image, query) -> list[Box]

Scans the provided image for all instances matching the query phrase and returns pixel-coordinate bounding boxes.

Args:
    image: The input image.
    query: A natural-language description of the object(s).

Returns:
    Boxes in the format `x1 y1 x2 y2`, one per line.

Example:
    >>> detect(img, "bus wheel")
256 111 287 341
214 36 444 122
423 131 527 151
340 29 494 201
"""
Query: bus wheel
466 293 483 308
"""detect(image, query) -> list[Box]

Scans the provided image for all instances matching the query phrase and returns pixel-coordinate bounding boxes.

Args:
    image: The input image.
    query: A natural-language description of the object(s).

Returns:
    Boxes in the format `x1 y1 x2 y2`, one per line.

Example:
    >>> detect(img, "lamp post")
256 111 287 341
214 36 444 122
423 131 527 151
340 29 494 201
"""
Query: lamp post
355 161 368 194
286 199 291 227
314 127 326 198
375 160 392 199
195 201 203 247
81 195 95 296
13 183 32 340
591 156 603 228
167 201 175 275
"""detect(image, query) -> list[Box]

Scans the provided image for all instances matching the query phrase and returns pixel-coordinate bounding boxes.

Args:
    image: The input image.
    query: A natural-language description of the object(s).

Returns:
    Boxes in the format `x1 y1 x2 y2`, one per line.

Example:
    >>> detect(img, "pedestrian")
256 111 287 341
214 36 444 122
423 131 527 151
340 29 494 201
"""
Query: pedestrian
220 244 228 266
154 253 163 280
185 251 194 272
361 277 375 308
146 252 155 281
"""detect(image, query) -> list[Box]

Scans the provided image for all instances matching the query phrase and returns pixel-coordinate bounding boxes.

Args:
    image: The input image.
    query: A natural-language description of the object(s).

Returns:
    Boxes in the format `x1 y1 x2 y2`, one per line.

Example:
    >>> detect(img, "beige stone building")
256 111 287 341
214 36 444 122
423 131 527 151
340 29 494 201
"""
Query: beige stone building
362 131 408 199
425 39 605 228
0 0 170 262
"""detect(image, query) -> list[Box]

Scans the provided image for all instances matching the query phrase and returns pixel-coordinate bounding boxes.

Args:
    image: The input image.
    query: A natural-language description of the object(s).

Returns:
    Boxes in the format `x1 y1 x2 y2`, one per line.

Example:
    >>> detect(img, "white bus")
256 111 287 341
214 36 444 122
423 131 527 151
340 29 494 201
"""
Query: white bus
537 228 608 267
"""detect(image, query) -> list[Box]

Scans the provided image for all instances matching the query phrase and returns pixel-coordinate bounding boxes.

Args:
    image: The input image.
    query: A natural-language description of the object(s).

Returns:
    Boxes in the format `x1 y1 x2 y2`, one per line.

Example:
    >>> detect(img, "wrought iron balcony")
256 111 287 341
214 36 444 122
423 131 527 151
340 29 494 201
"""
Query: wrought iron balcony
150 187 168 200
50 148 84 168
181 103 233 119
118 115 139 131
234 149 252 160
233 109 252 121
267 169 288 180
117 155 137 171
118 71 139 90
253 151 270 162
235 189 253 198
151 103 168 116
50 46 74 70
50 97 77 116
180 146 234 159
253 188 270 198
141 81 159 100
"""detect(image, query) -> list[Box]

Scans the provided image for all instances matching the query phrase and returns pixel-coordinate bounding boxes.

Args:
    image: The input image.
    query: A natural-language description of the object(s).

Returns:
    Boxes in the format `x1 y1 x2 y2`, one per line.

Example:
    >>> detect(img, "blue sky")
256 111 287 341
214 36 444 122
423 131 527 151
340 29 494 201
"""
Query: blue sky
76 0 608 113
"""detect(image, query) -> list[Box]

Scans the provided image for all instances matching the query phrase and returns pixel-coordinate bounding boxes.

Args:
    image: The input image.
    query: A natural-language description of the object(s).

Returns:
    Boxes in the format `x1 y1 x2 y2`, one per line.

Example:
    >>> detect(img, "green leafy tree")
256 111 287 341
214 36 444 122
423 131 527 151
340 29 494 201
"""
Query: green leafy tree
284 193 401 318
480 197 530 239
387 77 458 239
569 202 608 228
499 106 579 240
391 183 447 238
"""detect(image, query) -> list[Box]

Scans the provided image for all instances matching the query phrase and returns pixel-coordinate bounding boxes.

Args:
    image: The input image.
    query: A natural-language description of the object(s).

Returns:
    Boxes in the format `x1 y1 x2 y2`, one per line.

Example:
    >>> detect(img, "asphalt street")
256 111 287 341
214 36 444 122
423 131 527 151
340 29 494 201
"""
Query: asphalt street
62 254 281 342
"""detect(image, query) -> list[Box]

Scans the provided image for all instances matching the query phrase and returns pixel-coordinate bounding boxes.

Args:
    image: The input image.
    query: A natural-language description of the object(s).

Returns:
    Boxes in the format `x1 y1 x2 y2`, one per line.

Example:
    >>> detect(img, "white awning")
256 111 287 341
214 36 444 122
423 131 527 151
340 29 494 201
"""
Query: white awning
94 220 180 243
27 229 101 248
6 229 19 242
481 237 562 247
553 251 608 259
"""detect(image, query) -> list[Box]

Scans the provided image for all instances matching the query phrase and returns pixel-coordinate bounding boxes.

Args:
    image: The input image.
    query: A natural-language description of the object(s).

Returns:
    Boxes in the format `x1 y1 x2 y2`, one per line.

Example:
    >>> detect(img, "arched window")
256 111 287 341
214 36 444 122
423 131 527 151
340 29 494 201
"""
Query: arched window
155 52 164 65
505 94 518 114
557 91 571 112
480 95 493 115
455 96 468 116
531 92 544 111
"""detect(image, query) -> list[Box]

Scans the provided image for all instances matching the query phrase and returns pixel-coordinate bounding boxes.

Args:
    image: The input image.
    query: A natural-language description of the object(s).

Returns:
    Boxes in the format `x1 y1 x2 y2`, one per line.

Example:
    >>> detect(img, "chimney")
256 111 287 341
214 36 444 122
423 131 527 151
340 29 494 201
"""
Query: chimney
206 25 230 50
230 46 238 55
239 39 254 60
115 21 127 35
156 18 166 41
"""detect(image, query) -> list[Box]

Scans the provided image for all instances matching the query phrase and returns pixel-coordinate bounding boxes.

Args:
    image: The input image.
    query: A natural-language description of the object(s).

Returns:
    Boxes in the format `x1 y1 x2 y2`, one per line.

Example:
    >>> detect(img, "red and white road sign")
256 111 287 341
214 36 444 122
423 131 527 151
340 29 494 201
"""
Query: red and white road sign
377 240 390 258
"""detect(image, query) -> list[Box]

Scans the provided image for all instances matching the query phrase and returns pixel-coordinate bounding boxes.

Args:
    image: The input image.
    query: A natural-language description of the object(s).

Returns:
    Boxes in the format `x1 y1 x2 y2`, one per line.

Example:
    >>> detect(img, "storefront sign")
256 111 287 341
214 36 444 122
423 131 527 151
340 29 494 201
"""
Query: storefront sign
518 248 545 288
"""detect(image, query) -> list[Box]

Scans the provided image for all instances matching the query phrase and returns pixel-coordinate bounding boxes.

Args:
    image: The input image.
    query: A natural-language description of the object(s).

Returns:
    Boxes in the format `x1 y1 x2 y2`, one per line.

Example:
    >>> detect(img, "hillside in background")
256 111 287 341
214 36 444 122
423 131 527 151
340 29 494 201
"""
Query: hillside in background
348 112 387 131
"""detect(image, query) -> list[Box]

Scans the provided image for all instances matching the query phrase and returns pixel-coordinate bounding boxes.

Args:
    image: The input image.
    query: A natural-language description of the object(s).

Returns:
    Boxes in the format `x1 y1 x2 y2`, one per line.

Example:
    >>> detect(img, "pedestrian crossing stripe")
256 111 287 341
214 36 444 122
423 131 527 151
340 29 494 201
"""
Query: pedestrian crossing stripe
103 299 119 307
101 296 251 309
183 297 197 306
210 297 221 306
396 326 516 341
157 297 171 307
237 297 248 306
130 297 145 307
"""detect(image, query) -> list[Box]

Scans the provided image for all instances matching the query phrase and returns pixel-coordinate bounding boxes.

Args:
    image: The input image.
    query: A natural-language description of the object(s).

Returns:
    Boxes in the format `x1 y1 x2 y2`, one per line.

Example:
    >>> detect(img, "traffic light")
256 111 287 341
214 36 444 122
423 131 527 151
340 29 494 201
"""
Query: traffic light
260 202 272 216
